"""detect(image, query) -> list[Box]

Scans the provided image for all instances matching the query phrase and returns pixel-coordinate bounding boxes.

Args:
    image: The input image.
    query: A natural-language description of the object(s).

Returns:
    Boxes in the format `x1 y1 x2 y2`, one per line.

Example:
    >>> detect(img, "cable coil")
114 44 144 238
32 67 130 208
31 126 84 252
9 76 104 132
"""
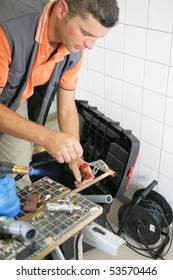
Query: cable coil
117 186 173 259
138 198 166 229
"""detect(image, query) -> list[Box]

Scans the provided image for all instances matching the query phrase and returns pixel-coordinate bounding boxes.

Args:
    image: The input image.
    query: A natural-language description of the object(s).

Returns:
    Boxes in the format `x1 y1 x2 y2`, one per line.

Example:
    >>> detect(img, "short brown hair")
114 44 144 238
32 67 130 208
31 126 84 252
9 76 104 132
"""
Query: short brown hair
64 0 119 28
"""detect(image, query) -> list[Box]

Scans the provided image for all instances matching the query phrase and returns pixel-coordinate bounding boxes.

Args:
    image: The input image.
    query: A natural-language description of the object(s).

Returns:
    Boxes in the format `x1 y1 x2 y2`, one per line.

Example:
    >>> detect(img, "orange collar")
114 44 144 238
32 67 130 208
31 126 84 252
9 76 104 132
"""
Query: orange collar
35 0 69 56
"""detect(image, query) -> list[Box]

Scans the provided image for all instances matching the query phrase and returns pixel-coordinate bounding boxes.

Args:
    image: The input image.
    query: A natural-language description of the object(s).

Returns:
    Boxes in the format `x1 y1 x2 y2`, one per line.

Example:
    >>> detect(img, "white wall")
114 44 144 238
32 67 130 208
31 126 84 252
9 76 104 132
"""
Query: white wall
76 0 173 209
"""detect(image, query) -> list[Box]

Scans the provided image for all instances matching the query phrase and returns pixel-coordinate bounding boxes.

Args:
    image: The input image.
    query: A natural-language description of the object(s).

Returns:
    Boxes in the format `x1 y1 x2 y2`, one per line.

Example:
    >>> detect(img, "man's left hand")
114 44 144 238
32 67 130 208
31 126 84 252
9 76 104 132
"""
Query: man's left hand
68 158 94 186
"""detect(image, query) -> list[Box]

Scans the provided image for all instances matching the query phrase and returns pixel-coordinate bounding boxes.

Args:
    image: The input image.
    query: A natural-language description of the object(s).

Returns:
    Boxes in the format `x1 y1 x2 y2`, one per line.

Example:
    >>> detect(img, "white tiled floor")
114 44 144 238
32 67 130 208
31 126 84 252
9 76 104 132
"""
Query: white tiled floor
83 197 173 260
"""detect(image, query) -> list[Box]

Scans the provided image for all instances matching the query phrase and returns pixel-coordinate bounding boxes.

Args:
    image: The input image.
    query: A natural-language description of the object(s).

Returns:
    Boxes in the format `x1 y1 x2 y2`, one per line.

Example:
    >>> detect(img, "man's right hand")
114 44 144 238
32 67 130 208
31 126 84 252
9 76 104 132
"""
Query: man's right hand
43 130 83 163
0 104 83 163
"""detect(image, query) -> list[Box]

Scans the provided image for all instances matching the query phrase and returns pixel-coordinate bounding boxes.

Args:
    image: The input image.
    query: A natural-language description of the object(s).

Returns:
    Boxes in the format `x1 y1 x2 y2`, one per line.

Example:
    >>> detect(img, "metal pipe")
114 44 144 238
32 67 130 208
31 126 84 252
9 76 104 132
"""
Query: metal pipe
83 194 113 204
46 203 81 213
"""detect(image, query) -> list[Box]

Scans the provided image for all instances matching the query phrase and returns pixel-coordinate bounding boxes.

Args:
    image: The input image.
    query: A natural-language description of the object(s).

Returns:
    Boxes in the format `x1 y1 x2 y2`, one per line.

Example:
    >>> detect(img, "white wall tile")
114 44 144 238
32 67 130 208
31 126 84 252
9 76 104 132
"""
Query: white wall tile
88 94 104 113
124 26 147 58
105 50 123 79
142 89 165 122
141 116 163 148
78 67 88 91
146 30 172 65
158 175 173 206
139 140 161 171
148 0 173 32
105 76 123 105
79 0 173 208
95 37 105 48
123 55 145 86
167 67 173 98
123 82 143 113
165 97 173 127
88 71 104 98
162 125 173 155
137 162 159 189
160 151 173 180
170 44 173 67
144 61 169 94
88 47 104 73
122 108 141 138
118 0 126 24
75 88 88 101
105 23 124 52
125 0 148 27
83 49 88 67
105 100 122 122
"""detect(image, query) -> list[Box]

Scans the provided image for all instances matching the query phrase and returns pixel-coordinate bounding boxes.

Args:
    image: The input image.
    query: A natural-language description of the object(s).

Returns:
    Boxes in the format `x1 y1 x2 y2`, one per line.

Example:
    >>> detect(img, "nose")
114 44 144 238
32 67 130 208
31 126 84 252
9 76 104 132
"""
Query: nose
84 37 97 50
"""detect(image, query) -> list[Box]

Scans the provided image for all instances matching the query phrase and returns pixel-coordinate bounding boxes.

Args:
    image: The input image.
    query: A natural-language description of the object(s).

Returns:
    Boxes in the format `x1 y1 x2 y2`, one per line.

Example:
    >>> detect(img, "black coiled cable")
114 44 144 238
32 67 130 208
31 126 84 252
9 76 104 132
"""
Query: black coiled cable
113 195 172 259
135 197 171 259
138 197 166 229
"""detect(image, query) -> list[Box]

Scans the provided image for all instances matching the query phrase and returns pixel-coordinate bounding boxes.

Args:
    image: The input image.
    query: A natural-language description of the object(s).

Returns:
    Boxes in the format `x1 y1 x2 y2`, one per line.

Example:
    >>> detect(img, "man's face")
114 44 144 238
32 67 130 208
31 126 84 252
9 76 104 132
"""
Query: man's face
55 14 110 53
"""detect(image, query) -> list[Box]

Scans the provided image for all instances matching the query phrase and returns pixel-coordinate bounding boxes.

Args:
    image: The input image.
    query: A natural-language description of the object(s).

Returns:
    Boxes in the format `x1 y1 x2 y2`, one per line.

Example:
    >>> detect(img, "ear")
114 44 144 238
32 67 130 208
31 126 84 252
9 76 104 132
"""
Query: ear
55 0 69 19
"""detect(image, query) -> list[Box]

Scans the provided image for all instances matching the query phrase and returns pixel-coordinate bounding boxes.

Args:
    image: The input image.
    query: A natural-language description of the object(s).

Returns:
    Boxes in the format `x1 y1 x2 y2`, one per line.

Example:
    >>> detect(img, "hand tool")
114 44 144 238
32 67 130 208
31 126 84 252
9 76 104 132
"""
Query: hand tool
80 159 116 177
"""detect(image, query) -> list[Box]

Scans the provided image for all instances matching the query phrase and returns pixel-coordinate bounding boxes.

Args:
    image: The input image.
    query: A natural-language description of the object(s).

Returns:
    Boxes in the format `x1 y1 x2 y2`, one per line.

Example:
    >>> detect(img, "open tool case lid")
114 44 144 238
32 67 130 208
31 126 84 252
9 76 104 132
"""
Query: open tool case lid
75 100 140 198
31 100 140 199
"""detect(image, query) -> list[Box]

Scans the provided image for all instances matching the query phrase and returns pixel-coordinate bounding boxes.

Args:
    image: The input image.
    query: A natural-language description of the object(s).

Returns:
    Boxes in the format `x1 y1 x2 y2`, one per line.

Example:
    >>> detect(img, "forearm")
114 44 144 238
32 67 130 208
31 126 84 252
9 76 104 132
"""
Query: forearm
58 99 80 141
0 103 83 163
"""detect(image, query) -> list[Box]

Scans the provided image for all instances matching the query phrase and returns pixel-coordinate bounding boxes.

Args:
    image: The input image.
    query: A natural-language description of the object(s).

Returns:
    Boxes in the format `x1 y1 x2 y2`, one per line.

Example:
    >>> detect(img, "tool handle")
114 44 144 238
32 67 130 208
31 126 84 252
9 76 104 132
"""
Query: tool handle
134 180 158 203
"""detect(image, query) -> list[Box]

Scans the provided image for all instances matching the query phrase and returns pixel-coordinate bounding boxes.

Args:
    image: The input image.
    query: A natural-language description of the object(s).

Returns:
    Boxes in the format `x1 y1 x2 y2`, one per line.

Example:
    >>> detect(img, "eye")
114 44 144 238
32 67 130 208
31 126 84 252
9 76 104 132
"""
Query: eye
81 29 90 36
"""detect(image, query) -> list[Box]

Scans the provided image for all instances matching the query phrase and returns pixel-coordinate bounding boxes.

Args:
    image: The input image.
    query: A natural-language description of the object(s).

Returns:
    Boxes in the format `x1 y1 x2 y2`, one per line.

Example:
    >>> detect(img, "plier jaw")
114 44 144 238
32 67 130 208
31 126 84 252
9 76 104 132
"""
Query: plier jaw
80 159 116 177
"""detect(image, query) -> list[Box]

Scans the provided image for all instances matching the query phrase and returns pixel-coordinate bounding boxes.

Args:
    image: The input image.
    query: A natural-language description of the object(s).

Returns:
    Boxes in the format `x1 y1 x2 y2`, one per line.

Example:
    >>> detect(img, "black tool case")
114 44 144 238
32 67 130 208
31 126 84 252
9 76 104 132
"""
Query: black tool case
30 99 140 258
75 100 140 197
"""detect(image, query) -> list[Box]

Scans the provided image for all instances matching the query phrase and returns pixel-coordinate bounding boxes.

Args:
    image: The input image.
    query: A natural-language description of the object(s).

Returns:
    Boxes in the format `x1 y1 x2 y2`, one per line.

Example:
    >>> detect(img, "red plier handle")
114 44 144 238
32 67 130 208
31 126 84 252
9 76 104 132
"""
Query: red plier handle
80 162 93 180
80 162 89 169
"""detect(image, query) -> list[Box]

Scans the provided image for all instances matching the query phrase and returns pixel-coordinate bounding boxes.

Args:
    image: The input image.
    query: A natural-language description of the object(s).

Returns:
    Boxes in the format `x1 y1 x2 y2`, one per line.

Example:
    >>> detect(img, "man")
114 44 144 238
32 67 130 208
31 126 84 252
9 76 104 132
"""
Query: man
0 0 119 185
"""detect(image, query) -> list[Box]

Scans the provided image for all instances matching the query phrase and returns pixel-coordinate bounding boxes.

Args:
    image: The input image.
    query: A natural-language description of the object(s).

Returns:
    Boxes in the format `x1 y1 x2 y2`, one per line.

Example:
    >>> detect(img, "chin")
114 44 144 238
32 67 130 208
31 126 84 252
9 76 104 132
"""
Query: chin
73 49 81 53
67 47 81 53
66 43 82 52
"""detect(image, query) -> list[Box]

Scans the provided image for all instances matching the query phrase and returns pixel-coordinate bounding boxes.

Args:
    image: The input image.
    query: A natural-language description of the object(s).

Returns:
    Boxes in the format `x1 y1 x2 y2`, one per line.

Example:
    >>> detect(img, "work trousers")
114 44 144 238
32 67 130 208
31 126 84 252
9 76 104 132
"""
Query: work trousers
0 101 33 171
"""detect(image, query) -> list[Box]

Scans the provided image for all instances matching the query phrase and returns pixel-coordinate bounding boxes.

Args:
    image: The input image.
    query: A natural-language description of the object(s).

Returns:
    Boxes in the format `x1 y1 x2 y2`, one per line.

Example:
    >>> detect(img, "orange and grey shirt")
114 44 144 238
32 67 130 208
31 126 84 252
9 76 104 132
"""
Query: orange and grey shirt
0 0 84 104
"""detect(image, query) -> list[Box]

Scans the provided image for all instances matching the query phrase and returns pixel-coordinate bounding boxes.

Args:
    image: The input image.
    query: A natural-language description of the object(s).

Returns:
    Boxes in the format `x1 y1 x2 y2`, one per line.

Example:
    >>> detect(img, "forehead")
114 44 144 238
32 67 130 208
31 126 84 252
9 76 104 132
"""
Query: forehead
69 14 110 38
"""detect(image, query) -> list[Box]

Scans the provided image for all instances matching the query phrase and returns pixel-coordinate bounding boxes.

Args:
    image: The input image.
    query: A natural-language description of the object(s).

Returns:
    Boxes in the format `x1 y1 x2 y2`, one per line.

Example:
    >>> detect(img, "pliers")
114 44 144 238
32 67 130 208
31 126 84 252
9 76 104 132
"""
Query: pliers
80 159 114 176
